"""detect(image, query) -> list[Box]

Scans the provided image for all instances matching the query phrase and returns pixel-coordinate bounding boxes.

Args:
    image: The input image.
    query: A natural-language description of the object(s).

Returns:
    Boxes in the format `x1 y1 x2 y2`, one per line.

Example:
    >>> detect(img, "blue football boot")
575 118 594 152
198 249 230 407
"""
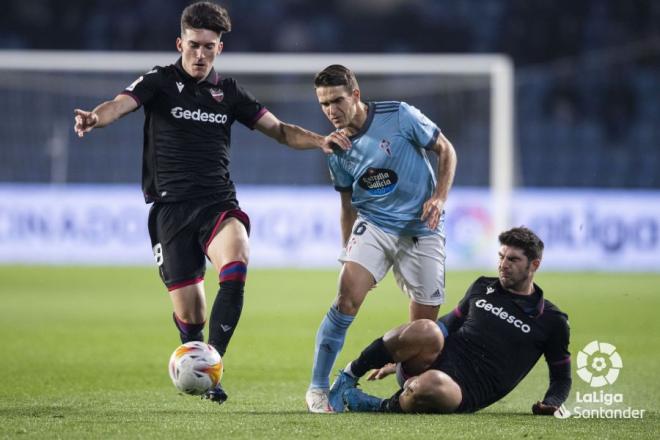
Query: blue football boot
343 387 384 412
328 370 358 412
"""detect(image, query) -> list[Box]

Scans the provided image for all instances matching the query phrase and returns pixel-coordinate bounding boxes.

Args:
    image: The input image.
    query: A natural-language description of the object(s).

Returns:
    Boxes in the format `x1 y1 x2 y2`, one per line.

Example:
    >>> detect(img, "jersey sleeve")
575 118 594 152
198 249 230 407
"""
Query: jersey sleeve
541 313 572 406
544 313 571 365
398 101 440 150
229 79 267 129
327 155 353 192
119 67 162 108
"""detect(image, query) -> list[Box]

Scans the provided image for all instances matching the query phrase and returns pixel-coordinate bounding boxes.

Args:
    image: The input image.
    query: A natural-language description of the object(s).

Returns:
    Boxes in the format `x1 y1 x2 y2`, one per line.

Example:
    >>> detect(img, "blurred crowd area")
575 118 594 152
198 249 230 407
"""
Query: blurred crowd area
2 0 658 57
1 0 659 187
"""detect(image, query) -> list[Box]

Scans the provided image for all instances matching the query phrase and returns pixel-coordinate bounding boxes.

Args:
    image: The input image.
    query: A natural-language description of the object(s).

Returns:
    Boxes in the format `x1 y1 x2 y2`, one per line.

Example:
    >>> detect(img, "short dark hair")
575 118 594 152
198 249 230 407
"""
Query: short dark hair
181 2 232 37
314 64 359 92
498 226 544 261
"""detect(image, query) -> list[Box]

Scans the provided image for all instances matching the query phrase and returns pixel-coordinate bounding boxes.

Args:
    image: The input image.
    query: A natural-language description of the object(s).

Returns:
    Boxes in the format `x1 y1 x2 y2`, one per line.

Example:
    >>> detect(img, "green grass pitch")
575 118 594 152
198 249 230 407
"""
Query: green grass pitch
0 266 658 439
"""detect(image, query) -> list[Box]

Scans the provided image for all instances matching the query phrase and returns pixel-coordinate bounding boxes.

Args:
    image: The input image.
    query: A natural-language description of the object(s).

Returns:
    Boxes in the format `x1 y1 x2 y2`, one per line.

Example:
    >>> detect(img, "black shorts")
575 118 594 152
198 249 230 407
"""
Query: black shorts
148 196 250 290
430 354 480 413
429 337 502 414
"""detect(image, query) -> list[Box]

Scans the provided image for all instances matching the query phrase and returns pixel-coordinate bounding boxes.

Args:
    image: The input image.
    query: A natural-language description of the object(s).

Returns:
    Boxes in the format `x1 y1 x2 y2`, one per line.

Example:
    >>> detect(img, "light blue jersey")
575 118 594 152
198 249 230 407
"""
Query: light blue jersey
328 101 444 236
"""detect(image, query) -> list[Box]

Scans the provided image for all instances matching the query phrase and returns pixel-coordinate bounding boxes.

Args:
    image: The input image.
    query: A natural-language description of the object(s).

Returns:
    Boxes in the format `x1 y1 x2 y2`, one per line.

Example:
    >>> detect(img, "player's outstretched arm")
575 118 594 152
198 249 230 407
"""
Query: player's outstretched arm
421 132 457 230
74 94 138 138
534 317 572 415
254 111 351 153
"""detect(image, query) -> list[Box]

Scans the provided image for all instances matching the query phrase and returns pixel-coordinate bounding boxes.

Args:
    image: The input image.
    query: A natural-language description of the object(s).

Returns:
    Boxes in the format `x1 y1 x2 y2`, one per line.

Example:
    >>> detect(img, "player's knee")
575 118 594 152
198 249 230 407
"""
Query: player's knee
225 239 250 266
420 370 448 389
335 262 374 315
232 249 249 266
400 375 440 413
232 238 250 264
411 319 443 339
407 319 444 355
422 370 461 412
335 292 361 315
405 371 460 413
336 283 370 315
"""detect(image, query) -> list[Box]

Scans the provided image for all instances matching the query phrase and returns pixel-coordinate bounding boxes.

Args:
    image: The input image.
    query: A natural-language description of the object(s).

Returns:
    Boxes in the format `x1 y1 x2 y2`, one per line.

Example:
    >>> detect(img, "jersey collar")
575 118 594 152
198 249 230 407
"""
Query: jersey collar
492 279 545 318
174 57 221 86
347 102 376 141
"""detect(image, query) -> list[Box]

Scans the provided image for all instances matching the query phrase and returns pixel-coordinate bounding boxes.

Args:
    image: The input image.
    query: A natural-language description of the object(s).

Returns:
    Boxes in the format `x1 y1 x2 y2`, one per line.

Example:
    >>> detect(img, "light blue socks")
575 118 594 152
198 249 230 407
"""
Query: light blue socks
310 305 355 389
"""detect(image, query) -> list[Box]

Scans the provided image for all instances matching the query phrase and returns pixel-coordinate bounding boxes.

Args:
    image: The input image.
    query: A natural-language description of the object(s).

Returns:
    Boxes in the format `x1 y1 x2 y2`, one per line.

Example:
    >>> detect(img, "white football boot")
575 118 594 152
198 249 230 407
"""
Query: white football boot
305 388 334 413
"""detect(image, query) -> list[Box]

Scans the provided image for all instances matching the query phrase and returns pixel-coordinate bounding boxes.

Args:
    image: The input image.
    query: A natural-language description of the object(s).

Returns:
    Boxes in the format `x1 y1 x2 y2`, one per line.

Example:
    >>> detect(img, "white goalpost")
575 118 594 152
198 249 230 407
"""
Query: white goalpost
0 50 514 240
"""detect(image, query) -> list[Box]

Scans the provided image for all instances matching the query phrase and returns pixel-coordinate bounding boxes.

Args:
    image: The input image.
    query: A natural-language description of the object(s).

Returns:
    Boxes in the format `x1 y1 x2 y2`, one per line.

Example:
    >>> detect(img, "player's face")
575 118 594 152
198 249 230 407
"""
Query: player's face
316 86 361 130
176 28 223 81
497 245 539 293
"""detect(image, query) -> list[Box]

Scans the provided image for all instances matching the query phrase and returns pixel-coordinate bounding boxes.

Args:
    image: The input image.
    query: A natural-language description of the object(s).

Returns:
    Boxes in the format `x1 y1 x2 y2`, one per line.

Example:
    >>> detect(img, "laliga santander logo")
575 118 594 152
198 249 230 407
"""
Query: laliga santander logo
576 340 623 387
554 340 645 419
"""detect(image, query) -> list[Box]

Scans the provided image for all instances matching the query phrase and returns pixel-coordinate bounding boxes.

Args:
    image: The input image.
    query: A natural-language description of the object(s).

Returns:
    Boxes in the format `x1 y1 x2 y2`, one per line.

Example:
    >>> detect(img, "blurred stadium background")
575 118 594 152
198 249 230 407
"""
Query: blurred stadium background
2 0 659 184
1 0 659 270
1 1 659 437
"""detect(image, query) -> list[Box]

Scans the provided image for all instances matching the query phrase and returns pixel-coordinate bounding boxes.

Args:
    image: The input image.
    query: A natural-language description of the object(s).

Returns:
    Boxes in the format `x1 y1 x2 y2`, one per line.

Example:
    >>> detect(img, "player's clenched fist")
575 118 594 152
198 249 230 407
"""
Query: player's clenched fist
74 109 99 137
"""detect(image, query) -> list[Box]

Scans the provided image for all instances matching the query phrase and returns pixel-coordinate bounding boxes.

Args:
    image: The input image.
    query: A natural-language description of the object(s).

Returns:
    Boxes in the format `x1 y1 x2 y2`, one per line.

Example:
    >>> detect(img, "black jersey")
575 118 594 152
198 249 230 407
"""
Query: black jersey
120 58 267 203
435 276 571 413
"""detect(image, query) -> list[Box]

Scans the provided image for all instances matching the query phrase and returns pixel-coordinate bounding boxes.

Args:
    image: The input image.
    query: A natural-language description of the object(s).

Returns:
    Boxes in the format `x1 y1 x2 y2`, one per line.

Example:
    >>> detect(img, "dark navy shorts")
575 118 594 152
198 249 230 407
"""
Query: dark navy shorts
147 196 250 290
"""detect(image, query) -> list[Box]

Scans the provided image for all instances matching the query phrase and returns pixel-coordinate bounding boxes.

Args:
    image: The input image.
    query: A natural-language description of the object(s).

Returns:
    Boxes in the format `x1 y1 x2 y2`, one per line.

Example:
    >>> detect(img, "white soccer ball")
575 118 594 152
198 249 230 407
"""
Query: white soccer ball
168 341 223 395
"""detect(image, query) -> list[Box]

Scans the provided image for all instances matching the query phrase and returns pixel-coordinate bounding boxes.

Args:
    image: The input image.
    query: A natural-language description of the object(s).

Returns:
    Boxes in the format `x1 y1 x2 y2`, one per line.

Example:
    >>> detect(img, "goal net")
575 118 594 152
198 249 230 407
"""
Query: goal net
0 51 513 266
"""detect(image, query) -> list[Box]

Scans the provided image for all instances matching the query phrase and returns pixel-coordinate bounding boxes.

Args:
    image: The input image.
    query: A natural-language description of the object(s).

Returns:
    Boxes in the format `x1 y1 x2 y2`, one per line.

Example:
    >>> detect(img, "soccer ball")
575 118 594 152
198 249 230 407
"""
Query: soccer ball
168 341 223 395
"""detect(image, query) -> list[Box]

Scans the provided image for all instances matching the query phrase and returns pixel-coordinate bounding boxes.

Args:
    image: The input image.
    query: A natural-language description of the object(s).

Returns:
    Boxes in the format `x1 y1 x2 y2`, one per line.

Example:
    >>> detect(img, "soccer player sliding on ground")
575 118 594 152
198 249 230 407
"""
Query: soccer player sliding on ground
329 227 572 415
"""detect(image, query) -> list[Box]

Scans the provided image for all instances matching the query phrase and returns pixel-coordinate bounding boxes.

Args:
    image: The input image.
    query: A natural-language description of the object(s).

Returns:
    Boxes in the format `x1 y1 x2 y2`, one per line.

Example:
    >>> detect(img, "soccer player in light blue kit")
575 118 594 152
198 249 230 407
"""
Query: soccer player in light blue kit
306 65 457 413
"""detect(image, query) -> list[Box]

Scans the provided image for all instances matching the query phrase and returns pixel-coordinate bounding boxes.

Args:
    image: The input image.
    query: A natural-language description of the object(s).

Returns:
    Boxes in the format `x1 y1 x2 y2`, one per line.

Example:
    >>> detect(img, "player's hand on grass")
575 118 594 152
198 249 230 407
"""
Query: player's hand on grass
532 400 559 416
367 363 397 381
321 130 351 154
421 195 445 230
74 109 99 137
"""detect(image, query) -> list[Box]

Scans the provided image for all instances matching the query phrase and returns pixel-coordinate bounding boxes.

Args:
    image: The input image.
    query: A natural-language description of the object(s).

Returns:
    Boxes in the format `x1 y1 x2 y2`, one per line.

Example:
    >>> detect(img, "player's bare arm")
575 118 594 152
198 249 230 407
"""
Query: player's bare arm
74 94 138 137
421 132 457 230
254 111 351 154
339 191 357 247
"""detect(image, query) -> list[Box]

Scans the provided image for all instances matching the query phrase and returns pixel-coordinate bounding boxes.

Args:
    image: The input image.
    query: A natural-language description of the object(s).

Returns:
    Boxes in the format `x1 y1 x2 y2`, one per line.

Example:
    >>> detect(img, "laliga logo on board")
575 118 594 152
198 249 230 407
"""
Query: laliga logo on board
446 206 494 260
576 340 622 387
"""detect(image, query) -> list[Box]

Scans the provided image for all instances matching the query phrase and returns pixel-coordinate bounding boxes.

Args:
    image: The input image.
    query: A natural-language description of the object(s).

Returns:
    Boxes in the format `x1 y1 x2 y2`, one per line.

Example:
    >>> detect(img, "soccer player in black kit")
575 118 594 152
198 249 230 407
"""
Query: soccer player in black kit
73 1 348 404
328 227 571 415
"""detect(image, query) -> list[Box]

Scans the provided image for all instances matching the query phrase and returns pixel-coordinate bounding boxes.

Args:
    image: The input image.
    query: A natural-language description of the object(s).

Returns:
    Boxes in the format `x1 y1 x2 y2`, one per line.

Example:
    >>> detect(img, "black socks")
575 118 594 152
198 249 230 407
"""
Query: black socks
208 280 244 356
349 337 394 378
